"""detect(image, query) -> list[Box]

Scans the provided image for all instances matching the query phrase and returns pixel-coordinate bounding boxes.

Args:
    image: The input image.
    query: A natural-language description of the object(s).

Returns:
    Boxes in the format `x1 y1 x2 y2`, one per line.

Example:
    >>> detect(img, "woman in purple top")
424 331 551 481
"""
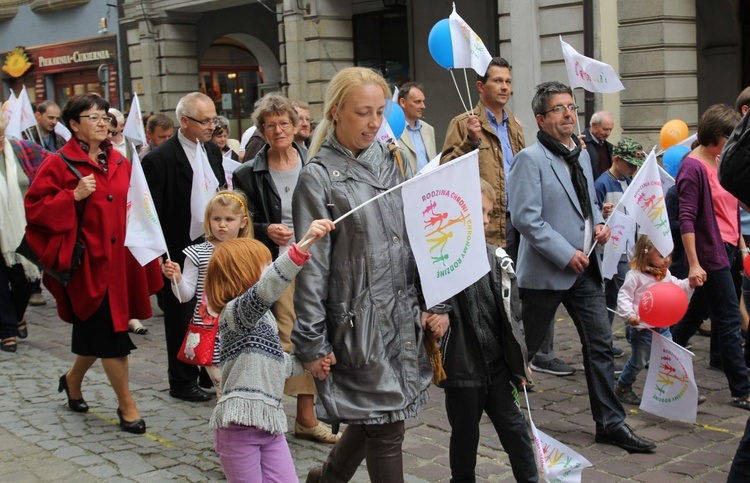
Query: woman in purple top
674 104 750 410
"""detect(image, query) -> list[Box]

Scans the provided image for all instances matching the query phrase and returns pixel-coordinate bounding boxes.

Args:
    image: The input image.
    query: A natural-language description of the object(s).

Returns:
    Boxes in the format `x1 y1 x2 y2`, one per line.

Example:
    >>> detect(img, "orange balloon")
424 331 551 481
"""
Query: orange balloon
660 119 689 149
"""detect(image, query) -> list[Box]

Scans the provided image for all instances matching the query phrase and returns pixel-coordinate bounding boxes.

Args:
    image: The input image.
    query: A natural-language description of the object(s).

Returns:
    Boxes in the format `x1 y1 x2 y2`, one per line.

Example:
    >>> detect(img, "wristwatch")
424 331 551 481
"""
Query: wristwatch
741 248 750 255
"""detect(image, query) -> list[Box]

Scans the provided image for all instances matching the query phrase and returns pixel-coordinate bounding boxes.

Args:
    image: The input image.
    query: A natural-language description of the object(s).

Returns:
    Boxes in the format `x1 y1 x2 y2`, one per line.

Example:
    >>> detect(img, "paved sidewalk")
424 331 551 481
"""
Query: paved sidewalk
1 289 747 481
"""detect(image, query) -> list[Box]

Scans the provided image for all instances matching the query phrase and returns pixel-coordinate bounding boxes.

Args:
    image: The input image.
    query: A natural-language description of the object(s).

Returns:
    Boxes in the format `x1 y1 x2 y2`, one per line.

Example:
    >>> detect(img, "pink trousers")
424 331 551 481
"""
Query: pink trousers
214 425 297 482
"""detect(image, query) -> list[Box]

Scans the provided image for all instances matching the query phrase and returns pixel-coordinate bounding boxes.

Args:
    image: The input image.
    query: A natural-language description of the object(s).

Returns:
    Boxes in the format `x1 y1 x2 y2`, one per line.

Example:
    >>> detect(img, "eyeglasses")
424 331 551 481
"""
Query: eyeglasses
108 130 118 136
184 115 219 127
542 104 578 115
298 117 312 124
80 114 113 124
264 121 293 131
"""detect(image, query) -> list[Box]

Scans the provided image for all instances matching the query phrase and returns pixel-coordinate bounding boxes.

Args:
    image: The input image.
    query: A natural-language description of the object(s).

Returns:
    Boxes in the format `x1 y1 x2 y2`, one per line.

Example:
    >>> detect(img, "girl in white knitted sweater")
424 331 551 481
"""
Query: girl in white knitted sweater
204 219 334 482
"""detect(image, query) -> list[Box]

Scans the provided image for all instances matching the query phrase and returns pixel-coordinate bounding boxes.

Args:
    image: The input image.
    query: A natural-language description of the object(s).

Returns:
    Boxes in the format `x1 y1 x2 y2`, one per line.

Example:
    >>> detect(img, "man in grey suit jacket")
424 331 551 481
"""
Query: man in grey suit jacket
397 82 436 173
508 81 656 453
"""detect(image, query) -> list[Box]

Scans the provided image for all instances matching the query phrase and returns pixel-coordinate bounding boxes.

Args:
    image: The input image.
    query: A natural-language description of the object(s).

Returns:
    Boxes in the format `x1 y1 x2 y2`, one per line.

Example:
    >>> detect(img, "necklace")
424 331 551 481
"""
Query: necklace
271 150 299 193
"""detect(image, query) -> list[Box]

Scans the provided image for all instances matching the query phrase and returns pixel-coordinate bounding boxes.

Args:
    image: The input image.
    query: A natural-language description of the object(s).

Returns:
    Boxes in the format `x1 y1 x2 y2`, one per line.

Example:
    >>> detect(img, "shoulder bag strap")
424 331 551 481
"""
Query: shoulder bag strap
58 152 89 236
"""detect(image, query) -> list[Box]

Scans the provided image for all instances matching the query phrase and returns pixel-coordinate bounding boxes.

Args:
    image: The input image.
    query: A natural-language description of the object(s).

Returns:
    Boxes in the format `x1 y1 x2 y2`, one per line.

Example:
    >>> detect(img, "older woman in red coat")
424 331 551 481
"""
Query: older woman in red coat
24 93 162 434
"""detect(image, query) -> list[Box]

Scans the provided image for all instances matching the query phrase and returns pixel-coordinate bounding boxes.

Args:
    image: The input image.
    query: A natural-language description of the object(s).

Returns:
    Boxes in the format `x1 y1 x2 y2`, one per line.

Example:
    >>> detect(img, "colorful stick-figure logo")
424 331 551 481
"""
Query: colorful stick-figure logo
652 349 689 403
419 189 473 278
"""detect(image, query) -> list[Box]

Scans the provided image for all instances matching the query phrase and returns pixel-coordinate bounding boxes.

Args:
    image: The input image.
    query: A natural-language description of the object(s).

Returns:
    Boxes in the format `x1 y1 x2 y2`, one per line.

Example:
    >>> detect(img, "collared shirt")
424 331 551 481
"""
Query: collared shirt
178 130 199 168
112 136 128 159
405 120 429 171
485 108 515 211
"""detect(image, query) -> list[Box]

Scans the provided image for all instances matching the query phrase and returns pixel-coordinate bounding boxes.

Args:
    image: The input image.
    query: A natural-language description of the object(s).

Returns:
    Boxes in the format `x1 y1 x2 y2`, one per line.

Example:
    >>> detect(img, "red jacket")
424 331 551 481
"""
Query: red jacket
24 138 163 332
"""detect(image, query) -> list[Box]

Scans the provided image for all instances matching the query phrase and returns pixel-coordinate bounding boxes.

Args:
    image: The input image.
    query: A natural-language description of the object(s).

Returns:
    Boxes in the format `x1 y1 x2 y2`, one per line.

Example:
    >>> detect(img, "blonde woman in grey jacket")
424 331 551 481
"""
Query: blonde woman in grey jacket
292 67 448 482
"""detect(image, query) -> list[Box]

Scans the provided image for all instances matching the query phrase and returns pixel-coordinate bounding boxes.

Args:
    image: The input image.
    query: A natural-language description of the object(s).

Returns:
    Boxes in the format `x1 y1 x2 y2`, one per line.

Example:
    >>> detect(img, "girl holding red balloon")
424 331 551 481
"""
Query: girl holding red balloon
614 235 698 405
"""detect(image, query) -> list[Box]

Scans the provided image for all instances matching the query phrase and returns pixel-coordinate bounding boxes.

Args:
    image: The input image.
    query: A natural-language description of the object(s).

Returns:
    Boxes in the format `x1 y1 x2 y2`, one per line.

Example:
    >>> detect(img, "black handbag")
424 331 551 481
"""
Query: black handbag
16 153 88 287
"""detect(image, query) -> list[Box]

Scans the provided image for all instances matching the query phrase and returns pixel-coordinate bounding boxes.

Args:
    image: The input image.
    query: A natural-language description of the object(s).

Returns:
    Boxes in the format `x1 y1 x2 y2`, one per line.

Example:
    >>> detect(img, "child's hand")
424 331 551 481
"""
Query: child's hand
162 260 182 283
421 312 449 338
304 352 337 380
298 219 335 253
627 316 639 327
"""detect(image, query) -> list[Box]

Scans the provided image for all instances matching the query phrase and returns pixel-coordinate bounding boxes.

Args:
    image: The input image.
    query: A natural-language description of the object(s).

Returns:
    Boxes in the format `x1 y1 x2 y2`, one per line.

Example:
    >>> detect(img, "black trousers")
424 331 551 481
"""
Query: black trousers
444 361 538 483
0 259 32 339
160 281 199 391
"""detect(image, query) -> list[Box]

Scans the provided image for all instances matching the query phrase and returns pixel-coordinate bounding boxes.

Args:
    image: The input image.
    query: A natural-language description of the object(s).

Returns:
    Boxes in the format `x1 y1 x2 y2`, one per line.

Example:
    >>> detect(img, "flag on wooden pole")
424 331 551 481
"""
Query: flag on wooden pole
601 210 636 280
640 330 699 423
449 4 493 76
189 143 219 240
619 149 673 257
123 93 147 145
222 152 242 190
125 157 168 265
561 36 624 93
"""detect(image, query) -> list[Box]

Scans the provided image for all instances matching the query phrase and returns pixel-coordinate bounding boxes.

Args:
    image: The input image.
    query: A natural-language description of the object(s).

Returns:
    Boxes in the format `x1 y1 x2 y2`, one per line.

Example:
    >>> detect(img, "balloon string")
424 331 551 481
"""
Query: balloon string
449 69 471 116
462 68 473 114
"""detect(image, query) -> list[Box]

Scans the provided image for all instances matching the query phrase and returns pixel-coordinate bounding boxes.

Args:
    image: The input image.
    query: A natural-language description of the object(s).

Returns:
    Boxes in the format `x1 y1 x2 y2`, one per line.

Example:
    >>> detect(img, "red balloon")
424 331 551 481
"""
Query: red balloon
638 282 689 327
744 254 750 276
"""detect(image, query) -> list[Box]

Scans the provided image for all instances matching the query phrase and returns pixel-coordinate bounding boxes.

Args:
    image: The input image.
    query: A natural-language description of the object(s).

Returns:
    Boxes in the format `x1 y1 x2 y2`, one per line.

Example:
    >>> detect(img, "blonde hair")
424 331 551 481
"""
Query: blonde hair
307 67 390 158
203 190 253 241
204 238 272 313
630 234 672 271
479 178 495 201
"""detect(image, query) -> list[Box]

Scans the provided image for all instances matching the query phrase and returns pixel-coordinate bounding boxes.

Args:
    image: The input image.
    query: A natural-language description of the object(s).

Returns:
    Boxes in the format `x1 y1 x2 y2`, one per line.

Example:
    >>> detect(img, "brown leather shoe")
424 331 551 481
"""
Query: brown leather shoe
306 466 322 483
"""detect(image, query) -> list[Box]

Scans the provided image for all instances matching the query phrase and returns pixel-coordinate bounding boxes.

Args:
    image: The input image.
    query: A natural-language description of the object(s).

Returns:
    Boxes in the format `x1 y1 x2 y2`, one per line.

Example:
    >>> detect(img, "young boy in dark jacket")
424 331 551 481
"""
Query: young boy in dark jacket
439 179 538 482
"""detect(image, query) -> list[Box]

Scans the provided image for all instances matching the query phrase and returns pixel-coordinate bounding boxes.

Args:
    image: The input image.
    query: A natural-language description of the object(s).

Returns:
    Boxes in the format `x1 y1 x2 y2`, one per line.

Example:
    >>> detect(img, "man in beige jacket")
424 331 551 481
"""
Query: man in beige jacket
397 82 436 174
441 57 524 255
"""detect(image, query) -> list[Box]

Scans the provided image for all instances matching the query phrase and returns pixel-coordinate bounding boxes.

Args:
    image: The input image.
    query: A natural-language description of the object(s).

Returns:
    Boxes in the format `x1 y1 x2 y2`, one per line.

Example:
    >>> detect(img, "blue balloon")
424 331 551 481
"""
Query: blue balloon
663 145 690 177
428 18 454 69
384 100 405 139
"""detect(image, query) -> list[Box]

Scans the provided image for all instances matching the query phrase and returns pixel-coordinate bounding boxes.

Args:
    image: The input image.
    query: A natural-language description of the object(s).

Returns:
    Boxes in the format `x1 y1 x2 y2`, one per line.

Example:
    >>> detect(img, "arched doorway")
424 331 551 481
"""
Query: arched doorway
199 37 262 139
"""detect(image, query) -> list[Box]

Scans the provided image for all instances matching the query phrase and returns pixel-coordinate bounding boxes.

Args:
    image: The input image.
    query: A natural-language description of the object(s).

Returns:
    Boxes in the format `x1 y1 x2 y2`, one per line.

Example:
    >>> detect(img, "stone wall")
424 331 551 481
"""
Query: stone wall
617 0 697 149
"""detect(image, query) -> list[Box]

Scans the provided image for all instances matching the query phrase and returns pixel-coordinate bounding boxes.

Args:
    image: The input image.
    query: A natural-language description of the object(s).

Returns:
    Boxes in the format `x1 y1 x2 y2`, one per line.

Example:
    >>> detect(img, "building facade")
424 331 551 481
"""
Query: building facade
0 0 121 108
3 0 747 151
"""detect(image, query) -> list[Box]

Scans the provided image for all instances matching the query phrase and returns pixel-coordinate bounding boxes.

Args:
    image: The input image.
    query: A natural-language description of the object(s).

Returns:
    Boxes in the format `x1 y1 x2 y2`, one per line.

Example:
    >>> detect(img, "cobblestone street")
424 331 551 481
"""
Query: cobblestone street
1 290 747 482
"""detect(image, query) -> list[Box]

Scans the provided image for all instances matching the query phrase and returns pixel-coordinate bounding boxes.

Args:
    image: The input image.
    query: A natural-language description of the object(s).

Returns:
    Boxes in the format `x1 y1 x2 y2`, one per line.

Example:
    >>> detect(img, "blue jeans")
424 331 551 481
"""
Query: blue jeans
521 266 625 431
672 267 750 398
617 327 671 387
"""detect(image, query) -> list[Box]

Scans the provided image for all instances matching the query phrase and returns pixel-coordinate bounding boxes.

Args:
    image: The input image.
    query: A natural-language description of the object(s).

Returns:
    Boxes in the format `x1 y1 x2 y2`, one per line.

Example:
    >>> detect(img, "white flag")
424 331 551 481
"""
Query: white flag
5 90 22 140
449 5 493 76
222 153 242 190
417 153 442 176
18 86 37 132
658 165 675 193
54 121 72 141
601 210 636 280
123 93 148 145
375 118 397 145
190 143 220 240
402 150 489 308
619 149 673 257
677 133 697 150
530 420 593 482
640 330 699 423
561 37 624 94
125 156 168 265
